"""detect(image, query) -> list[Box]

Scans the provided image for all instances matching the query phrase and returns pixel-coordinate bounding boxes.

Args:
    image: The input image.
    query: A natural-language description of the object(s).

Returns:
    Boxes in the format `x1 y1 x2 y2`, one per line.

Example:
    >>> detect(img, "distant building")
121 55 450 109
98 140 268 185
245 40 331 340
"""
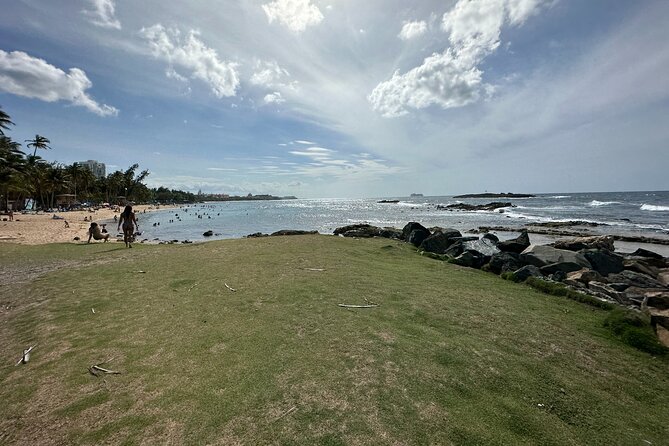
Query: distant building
76 160 106 178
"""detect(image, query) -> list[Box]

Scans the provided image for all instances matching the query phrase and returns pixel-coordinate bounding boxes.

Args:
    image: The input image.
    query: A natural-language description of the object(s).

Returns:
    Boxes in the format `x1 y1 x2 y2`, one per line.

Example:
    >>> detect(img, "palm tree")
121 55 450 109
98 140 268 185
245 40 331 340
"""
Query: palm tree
65 163 85 202
0 106 14 135
0 135 26 210
25 134 51 157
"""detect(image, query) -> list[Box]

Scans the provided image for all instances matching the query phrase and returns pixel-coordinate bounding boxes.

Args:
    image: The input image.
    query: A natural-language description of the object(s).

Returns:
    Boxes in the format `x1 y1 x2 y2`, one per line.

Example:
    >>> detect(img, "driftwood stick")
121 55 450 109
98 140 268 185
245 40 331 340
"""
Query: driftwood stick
305 268 325 272
273 406 297 422
89 365 121 376
338 304 378 308
15 344 37 366
224 283 237 292
188 283 198 292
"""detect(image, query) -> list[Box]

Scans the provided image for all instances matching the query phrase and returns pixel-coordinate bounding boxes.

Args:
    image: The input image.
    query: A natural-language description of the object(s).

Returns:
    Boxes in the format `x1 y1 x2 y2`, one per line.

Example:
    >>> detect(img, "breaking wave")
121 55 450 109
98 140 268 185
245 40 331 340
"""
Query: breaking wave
641 204 669 211
589 200 620 207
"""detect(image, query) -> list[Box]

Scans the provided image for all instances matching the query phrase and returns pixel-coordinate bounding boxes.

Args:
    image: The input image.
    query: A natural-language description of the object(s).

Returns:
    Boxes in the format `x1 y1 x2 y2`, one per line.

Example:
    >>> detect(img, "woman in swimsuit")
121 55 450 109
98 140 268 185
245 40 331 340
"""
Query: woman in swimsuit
87 222 110 243
117 205 138 248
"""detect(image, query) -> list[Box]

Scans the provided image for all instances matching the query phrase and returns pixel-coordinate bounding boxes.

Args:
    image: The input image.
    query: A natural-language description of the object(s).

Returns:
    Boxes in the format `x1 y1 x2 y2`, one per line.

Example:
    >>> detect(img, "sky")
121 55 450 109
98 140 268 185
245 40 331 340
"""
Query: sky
1 0 668 198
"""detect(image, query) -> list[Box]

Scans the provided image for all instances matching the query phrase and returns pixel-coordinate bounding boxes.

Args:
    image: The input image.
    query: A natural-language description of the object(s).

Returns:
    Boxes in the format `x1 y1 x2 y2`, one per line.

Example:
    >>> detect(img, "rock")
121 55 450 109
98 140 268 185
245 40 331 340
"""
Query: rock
488 252 524 275
566 269 605 285
270 230 319 236
435 228 463 239
203 230 214 237
521 245 592 269
406 228 430 247
608 283 630 292
73 236 80 241
419 231 460 254
563 279 586 289
588 281 628 303
497 231 530 254
379 228 403 239
553 235 615 252
463 238 500 258
624 287 669 309
623 259 659 279
607 270 665 289
656 325 669 348
481 233 499 243
631 248 663 260
402 222 430 241
580 249 624 276
246 232 268 238
513 265 543 282
444 241 465 258
452 250 487 269
442 202 514 211
550 271 568 282
649 308 669 331
334 224 378 236
659 269 669 287
334 224 402 239
540 262 585 275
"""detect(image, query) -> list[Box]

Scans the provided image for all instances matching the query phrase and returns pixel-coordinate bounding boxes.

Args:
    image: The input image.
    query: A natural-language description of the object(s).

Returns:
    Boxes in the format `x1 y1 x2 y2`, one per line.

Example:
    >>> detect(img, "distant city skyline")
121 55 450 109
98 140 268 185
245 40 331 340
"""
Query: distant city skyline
1 1 668 198
76 160 106 179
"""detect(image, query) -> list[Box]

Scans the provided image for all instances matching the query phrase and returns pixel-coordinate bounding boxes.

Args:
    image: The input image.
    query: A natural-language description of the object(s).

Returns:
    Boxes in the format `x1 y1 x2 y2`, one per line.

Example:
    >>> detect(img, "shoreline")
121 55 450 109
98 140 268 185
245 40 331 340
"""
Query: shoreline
0 204 177 245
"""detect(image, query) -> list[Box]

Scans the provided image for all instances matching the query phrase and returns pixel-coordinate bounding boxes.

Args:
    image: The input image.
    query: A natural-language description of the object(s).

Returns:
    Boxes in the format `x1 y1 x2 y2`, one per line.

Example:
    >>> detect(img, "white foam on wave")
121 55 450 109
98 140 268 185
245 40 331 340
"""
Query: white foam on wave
550 195 571 199
641 204 669 211
589 200 620 207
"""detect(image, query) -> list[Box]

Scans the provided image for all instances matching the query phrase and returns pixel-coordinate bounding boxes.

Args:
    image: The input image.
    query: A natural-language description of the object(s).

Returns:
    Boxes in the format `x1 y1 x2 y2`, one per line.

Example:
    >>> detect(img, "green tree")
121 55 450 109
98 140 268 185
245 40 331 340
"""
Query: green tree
0 106 14 135
25 134 51 157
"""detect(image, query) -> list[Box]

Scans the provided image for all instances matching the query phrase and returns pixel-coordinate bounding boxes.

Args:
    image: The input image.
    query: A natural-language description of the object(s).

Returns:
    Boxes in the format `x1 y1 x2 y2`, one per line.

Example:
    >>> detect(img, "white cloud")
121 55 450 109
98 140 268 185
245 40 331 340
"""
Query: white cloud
165 67 188 82
289 146 335 161
398 20 427 40
207 167 238 171
264 91 285 104
262 0 324 33
140 24 240 98
250 60 291 88
370 0 547 117
294 140 315 145
0 50 118 116
83 0 121 29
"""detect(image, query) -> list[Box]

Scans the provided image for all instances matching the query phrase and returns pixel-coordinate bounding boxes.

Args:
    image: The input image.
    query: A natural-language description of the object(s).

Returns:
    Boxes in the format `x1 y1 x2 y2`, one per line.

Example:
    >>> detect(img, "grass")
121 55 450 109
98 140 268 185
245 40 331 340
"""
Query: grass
0 235 668 445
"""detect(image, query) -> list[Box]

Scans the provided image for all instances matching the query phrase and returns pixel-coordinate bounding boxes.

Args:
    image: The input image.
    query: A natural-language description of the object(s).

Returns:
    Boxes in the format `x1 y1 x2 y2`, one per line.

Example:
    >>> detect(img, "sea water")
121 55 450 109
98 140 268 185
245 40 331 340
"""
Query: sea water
132 191 669 244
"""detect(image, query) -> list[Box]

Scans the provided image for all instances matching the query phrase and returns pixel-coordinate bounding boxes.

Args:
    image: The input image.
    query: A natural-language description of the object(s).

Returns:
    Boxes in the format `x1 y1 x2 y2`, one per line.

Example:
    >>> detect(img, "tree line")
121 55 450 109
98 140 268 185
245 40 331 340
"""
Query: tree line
0 106 196 210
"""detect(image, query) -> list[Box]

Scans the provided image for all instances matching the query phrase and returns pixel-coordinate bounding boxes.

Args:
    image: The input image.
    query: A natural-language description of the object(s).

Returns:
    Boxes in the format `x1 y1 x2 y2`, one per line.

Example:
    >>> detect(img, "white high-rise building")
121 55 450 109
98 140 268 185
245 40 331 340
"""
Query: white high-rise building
76 160 106 178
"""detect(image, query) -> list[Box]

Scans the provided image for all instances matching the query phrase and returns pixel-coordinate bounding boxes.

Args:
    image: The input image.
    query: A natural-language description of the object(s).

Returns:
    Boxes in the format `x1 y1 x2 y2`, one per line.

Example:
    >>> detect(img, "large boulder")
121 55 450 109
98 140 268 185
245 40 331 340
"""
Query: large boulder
444 241 465 258
521 245 592 269
625 287 669 309
607 270 665 289
540 262 585 275
402 222 430 246
513 265 543 282
419 230 461 254
631 248 664 260
464 238 500 258
334 224 379 236
481 233 499 243
588 281 629 304
553 235 615 252
497 231 530 254
581 249 624 276
659 269 669 287
565 268 605 285
623 259 660 279
452 250 487 269
488 252 524 275
270 230 318 236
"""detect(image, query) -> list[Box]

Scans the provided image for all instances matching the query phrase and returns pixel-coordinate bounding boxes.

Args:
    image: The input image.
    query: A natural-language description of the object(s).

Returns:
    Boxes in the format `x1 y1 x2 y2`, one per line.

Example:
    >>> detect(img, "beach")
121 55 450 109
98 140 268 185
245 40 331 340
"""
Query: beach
0 205 175 245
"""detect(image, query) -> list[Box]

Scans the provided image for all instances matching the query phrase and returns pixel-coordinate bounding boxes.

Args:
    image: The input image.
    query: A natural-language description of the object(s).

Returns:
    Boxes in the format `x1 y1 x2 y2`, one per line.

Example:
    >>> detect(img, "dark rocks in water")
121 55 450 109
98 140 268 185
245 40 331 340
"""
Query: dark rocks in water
581 249 624 276
334 224 402 239
377 199 400 203
531 220 606 228
521 245 591 269
203 230 214 237
631 248 663 260
453 193 535 198
540 262 586 275
402 222 429 240
271 230 319 236
488 252 523 275
334 224 376 236
182 240 193 244
513 265 543 282
482 233 499 243
440 202 514 211
246 232 268 238
497 231 530 254
553 236 615 252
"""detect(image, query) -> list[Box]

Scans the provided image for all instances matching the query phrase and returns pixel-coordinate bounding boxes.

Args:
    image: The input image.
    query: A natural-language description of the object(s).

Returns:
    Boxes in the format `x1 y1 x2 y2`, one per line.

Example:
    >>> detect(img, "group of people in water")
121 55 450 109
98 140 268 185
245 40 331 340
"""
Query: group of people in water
87 205 138 248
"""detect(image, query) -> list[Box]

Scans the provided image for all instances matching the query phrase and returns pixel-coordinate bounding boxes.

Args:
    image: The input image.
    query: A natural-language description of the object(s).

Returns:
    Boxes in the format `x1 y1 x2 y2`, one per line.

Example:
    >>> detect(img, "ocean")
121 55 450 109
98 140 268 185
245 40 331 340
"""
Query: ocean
130 191 669 248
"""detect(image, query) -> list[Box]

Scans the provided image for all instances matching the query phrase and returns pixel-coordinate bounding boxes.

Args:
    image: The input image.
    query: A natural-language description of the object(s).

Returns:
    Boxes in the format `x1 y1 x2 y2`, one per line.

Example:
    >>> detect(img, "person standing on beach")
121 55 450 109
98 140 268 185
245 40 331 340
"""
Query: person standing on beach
117 205 138 248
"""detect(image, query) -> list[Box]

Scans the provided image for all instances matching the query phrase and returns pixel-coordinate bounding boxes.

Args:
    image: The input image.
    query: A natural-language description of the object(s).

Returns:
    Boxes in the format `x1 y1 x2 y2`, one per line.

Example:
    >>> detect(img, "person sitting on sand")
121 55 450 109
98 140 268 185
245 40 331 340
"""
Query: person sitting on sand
87 222 110 243
117 205 138 248
64 220 69 228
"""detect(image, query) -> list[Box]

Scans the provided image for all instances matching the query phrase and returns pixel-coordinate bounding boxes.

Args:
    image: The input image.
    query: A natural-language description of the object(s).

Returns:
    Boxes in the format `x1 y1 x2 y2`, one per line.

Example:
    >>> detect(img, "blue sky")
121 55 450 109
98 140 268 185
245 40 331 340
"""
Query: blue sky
1 0 668 198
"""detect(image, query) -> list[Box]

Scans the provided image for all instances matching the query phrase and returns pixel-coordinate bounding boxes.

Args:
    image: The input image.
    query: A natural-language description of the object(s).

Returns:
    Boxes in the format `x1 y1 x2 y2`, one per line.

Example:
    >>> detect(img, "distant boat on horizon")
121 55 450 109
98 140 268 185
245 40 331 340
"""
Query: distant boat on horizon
410 193 423 197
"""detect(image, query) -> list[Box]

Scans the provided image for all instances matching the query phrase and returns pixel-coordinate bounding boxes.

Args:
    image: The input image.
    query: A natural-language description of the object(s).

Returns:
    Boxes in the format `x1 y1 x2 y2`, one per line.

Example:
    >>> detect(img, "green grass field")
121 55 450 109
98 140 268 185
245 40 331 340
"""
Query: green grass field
1 236 668 445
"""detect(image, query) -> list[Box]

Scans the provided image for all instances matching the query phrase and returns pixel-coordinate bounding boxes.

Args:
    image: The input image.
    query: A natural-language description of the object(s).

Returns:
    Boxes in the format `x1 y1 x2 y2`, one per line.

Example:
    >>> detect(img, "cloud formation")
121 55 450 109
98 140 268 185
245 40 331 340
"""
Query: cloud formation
250 60 292 88
262 0 324 33
398 20 427 40
0 50 118 116
370 0 547 117
83 0 122 29
264 92 285 104
140 24 240 98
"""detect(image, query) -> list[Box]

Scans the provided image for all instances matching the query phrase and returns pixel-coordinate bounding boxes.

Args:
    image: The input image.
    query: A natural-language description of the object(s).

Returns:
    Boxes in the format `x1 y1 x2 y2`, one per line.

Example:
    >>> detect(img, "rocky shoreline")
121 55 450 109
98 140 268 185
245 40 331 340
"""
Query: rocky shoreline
332 222 669 347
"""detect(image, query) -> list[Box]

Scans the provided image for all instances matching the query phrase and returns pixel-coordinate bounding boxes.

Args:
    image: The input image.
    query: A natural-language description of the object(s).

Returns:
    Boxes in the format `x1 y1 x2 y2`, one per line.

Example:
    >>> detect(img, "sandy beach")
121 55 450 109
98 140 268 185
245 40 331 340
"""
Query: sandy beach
0 205 175 245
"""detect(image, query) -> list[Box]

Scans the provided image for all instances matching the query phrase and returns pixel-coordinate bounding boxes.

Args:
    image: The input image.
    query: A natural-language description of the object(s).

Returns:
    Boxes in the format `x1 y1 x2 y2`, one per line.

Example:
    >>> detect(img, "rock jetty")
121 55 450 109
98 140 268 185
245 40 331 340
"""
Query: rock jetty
334 223 669 346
